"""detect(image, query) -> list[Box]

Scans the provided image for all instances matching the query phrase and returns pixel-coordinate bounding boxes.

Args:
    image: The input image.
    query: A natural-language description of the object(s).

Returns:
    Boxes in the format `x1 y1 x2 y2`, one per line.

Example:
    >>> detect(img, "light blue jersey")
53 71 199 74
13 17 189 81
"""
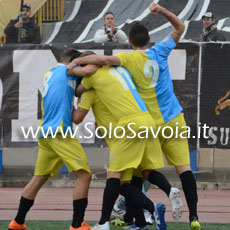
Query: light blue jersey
40 64 81 137
145 35 182 122
116 35 182 124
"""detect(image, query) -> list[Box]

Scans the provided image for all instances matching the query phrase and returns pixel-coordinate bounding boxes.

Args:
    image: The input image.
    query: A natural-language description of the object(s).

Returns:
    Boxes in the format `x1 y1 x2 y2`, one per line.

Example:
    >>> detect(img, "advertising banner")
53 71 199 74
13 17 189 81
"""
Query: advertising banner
200 43 230 148
0 43 199 149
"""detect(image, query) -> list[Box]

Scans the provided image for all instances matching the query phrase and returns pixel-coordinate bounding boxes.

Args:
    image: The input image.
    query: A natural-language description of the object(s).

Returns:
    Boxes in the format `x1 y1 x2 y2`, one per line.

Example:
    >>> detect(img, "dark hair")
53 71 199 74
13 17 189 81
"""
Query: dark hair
80 51 96 58
79 51 96 67
129 22 150 47
60 48 82 63
104 12 115 19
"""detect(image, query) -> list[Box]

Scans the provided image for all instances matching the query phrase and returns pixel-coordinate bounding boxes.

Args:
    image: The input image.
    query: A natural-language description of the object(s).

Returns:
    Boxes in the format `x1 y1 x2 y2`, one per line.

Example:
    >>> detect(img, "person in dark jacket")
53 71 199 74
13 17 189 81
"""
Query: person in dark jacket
201 12 226 42
4 3 41 44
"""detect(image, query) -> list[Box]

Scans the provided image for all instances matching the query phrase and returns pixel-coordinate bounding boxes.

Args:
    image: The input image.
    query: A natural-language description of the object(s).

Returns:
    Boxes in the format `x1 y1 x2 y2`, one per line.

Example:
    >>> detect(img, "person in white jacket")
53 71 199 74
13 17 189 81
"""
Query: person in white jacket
94 12 127 43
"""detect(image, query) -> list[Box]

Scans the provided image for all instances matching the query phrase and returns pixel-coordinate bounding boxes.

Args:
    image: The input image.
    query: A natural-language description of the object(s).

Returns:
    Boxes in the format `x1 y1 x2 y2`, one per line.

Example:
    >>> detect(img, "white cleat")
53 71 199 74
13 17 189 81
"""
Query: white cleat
144 211 153 225
113 203 126 216
169 187 183 221
92 222 110 230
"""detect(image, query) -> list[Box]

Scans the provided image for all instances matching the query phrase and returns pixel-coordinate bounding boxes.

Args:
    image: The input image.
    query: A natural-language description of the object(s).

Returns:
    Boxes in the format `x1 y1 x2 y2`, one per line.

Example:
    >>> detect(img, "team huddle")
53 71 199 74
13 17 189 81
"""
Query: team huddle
8 3 201 230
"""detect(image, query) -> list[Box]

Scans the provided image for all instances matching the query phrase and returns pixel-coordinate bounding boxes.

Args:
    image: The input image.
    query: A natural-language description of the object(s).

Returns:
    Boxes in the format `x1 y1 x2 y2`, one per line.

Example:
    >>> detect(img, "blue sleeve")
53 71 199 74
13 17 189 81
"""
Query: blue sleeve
153 35 176 58
65 65 82 86
76 76 82 86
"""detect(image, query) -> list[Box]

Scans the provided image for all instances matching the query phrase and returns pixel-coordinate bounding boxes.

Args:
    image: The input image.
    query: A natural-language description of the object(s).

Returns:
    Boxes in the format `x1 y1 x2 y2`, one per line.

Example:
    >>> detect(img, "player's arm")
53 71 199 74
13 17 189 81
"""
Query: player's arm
73 90 94 124
149 3 185 43
75 67 95 97
67 55 120 73
72 107 89 124
70 64 99 76
75 84 87 97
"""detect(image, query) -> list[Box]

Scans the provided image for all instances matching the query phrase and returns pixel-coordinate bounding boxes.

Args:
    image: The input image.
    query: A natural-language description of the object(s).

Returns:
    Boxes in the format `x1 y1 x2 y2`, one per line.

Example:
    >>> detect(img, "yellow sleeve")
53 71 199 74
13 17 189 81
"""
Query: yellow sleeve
78 90 95 110
115 52 133 70
81 74 95 89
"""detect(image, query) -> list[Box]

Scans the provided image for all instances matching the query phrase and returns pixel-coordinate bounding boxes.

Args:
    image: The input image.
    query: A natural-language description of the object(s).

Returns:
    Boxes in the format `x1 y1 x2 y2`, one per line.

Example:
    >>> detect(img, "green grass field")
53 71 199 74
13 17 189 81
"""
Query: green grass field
1 221 230 230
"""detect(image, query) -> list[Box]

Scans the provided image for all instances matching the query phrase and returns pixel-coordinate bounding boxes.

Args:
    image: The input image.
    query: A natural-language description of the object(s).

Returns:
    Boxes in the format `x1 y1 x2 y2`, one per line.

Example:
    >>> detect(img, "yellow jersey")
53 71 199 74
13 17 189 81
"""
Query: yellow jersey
116 35 182 125
78 89 116 146
81 65 148 121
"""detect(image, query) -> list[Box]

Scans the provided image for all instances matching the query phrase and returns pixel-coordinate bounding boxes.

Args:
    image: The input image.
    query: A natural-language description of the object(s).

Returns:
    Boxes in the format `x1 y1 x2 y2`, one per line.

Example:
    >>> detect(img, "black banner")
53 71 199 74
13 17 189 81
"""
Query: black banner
173 43 199 150
0 43 199 148
200 43 230 148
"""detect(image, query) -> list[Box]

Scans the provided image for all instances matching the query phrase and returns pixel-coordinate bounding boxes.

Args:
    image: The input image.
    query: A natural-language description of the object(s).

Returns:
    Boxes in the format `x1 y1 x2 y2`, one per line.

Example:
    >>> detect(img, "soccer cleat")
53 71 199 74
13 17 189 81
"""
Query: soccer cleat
125 224 150 230
169 187 183 221
144 211 153 225
113 203 126 216
82 222 92 230
152 203 167 230
70 221 92 230
190 218 201 230
91 222 110 230
8 220 29 230
110 216 133 229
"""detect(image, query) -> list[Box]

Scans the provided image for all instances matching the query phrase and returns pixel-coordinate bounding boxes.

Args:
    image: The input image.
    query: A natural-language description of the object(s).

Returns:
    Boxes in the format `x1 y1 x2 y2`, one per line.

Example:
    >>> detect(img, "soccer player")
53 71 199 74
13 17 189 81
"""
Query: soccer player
71 54 166 230
8 49 97 230
67 2 201 230
73 88 165 230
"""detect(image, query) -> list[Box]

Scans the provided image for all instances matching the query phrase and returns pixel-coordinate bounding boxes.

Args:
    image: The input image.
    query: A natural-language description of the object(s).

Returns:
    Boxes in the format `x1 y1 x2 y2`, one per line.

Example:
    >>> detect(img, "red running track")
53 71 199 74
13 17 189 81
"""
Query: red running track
0 188 230 223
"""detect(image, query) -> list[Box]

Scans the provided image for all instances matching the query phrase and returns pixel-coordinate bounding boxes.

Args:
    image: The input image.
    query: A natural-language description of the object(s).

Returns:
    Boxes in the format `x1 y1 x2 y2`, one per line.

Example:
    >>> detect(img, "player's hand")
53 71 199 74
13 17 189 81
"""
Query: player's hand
110 25 115 36
149 3 162 15
67 62 78 75
14 21 23 28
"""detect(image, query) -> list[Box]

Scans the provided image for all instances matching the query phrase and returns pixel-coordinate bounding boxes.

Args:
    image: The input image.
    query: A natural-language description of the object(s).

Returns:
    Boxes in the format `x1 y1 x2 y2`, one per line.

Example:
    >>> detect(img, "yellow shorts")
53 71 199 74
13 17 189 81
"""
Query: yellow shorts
108 112 164 181
158 113 190 166
120 138 165 182
34 134 90 177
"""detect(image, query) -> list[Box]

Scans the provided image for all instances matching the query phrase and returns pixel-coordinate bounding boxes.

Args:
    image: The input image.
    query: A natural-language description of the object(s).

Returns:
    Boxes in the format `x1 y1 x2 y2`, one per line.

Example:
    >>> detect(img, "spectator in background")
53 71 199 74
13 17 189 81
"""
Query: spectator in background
4 3 41 44
201 12 226 42
94 12 127 43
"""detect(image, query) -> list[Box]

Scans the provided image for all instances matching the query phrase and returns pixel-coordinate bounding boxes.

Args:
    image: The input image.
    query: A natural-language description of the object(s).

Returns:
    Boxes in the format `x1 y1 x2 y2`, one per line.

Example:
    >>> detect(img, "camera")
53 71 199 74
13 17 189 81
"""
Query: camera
107 27 111 33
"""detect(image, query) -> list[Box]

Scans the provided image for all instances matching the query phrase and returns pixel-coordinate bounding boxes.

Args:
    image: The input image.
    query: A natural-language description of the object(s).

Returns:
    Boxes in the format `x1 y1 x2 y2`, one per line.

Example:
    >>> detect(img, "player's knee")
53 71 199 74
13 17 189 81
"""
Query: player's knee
75 170 92 183
84 172 92 184
175 165 191 175
107 171 122 179
32 175 49 186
